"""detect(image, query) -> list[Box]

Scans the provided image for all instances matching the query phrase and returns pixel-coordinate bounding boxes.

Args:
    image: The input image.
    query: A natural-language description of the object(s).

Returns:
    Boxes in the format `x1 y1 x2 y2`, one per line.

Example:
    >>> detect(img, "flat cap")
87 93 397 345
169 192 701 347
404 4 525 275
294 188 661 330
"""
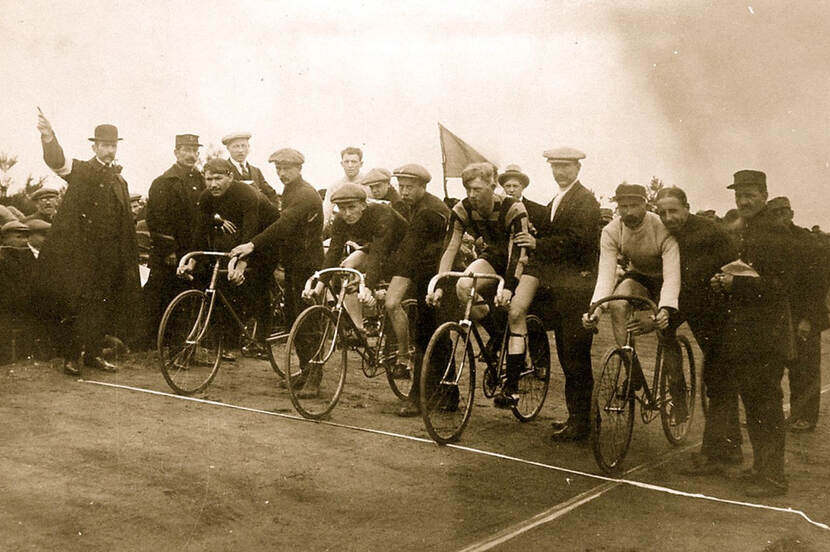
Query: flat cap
30 187 59 201
221 132 252 145
767 196 791 210
269 148 305 165
26 219 51 233
362 168 392 186
543 147 586 163
0 205 15 225
2 220 30 234
728 169 766 193
611 183 647 202
498 164 529 187
330 182 367 204
130 193 142 202
392 163 431 184
175 134 203 148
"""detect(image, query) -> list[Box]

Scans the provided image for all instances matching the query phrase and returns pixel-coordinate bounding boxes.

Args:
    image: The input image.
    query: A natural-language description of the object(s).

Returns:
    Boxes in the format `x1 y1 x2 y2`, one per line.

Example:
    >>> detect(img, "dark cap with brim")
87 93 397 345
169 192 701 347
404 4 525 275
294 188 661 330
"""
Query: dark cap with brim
727 169 767 193
330 182 367 204
611 183 647 202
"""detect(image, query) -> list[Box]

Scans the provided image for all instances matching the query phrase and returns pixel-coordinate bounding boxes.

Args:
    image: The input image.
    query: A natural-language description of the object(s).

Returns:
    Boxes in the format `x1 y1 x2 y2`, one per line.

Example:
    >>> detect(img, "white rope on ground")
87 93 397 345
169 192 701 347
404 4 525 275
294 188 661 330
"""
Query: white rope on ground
80 379 830 532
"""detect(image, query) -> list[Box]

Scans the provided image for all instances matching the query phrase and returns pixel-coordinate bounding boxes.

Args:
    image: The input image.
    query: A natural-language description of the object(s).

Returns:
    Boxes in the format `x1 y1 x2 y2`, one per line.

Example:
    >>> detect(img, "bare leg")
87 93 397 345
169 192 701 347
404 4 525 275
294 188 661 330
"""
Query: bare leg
385 276 411 360
608 278 649 348
455 258 498 322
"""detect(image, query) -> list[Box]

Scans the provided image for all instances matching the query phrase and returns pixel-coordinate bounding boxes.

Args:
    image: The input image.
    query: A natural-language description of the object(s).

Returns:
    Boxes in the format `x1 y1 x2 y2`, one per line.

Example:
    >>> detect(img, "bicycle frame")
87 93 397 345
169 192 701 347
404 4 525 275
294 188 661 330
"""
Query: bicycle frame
426 271 506 387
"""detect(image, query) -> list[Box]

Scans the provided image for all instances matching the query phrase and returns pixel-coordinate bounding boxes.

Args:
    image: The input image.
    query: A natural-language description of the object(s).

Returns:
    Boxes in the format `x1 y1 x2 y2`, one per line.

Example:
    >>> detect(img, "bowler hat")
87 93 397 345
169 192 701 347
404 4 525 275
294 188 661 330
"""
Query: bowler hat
362 168 392 186
392 163 431 184
330 183 367 204
175 134 203 148
221 132 252 146
612 183 647 202
498 164 529 187
88 124 122 142
728 170 767 193
269 148 305 165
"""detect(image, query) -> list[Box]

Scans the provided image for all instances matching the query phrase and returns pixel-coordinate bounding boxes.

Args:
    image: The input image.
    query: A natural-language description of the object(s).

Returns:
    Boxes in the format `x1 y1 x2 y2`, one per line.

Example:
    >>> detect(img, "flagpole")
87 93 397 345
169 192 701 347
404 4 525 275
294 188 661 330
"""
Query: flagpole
438 122 449 200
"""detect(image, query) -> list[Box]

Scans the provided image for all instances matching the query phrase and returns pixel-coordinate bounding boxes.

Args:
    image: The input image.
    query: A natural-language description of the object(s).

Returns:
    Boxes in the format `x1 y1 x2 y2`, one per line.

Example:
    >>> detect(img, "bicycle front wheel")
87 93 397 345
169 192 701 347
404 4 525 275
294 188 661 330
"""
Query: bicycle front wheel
512 315 551 422
284 305 347 419
419 321 476 445
591 347 635 473
157 289 223 395
659 335 696 444
382 298 418 400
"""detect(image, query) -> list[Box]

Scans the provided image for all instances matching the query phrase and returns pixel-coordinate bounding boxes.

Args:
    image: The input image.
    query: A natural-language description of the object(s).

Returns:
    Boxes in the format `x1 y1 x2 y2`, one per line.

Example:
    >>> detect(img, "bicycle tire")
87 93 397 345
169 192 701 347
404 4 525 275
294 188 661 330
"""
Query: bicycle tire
659 334 696 445
383 298 418 400
699 363 709 419
419 321 476 445
590 347 635 473
157 289 222 395
284 305 347 419
511 315 551 422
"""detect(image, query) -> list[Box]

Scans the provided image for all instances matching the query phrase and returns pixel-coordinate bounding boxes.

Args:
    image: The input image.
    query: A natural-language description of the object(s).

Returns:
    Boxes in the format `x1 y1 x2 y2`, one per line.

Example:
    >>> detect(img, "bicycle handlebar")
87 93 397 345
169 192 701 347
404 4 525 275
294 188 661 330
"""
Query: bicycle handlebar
179 251 232 266
426 271 505 297
587 294 659 317
304 267 367 296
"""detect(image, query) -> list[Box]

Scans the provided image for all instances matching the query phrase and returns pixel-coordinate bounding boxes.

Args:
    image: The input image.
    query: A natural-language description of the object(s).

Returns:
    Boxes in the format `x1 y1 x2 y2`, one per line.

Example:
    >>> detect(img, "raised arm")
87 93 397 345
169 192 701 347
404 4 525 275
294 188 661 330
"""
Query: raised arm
37 109 71 178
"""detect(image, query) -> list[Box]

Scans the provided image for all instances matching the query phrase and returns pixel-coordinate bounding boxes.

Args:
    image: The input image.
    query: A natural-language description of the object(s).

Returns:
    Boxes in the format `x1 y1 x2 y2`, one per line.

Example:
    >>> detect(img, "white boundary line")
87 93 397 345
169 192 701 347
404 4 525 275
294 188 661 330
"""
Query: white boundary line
80 379 830 533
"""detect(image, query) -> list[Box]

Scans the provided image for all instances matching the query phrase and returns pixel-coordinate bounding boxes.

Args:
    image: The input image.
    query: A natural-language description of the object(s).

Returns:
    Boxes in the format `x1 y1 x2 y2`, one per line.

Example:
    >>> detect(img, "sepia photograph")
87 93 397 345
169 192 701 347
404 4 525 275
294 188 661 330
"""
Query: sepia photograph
1 1 829 550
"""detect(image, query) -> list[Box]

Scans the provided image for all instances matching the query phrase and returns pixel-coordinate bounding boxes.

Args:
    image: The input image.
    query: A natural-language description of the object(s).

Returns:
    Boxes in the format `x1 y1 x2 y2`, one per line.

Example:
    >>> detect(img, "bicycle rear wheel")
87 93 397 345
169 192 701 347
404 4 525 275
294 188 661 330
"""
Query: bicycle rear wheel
157 289 223 395
419 321 475 445
383 298 418 400
659 335 696 444
284 305 347 419
512 315 551 422
591 347 635 473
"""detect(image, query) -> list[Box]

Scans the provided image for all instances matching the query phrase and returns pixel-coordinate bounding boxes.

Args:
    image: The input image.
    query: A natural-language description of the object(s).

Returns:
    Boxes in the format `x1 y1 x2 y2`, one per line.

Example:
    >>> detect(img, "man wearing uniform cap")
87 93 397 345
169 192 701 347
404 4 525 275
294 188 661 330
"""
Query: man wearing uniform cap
507 147 601 439
498 164 546 233
222 132 280 207
35 109 140 375
231 147 323 329
23 187 60 223
709 169 805 496
767 195 830 434
362 168 401 204
322 147 367 233
388 163 451 416
142 134 207 348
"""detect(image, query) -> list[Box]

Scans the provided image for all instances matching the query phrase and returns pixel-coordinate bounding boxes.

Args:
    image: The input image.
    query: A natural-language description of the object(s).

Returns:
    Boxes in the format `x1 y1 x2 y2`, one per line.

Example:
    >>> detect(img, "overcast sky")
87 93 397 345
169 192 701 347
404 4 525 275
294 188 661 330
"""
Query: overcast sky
2 0 829 226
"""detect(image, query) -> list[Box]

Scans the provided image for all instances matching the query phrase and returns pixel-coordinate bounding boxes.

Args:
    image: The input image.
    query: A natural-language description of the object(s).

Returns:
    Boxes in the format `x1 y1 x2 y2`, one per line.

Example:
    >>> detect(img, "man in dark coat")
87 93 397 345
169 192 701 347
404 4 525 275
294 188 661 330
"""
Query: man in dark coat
768 196 830 432
35 111 141 375
230 148 323 326
512 147 600 441
710 170 800 497
143 134 205 347
498 164 547 233
223 132 280 207
654 187 743 474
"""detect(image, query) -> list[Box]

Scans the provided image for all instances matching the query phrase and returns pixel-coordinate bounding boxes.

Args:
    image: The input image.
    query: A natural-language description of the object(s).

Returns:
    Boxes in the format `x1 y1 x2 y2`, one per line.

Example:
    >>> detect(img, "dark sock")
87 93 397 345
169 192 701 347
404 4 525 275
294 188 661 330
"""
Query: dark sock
505 353 524 393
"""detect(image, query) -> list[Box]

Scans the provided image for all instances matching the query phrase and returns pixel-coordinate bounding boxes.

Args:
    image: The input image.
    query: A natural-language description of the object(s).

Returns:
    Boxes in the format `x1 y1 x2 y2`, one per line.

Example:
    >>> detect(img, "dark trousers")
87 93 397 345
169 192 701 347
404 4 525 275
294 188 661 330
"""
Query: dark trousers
534 288 594 429
788 331 821 426
686 319 743 460
142 261 189 348
734 360 786 482
283 262 316 325
409 275 446 403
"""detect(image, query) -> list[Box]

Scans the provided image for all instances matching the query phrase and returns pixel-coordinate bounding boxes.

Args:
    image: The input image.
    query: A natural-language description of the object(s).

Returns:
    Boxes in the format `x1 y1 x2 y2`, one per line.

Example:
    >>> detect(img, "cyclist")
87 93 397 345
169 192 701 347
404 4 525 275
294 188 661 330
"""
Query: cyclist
426 162 532 408
582 183 682 410
385 163 451 417
178 158 279 352
304 183 408 390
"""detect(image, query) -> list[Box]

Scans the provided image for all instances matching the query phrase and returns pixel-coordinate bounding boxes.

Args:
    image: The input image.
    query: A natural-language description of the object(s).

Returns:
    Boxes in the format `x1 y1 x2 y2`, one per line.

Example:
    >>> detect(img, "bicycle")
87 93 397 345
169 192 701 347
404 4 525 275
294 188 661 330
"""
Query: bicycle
587 294 696 473
282 267 418 419
418 271 551 445
157 251 288 395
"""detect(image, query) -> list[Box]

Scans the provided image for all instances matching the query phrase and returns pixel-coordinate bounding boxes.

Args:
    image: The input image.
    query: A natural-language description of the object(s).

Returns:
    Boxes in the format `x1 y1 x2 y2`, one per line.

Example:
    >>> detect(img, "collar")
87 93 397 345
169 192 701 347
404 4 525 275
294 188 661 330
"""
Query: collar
557 178 578 196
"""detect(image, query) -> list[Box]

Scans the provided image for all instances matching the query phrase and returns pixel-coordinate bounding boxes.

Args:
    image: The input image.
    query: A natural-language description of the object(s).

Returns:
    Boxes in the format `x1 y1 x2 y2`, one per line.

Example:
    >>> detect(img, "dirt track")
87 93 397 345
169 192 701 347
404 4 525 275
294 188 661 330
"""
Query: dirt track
1 326 829 551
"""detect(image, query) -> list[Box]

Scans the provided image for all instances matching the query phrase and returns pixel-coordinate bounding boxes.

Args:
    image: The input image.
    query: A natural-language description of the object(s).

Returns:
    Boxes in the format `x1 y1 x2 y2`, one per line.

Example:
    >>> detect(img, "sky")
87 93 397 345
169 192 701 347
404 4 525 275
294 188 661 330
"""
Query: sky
2 0 829 226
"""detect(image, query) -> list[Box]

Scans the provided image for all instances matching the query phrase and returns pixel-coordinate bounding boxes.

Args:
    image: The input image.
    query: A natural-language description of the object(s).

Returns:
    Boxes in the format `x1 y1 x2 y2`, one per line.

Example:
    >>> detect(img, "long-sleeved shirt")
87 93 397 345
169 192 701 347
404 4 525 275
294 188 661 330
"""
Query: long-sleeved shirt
322 173 365 229
192 181 279 251
392 192 450 280
592 211 681 310
325 202 408 289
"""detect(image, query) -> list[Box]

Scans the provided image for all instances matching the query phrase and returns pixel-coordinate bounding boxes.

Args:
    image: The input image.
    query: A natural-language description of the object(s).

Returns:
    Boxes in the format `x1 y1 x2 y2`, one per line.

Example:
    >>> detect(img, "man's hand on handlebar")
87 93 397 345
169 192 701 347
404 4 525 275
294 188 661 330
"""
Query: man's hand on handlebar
494 288 513 307
303 281 325 301
230 242 254 259
176 258 196 280
581 311 599 330
426 288 443 307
